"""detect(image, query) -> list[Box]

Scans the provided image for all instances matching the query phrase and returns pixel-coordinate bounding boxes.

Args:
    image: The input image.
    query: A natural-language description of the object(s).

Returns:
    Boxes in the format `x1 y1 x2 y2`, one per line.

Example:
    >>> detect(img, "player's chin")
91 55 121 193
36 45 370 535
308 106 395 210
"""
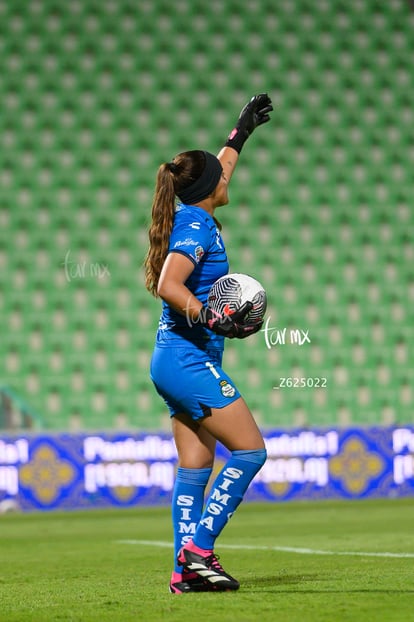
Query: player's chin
217 193 229 207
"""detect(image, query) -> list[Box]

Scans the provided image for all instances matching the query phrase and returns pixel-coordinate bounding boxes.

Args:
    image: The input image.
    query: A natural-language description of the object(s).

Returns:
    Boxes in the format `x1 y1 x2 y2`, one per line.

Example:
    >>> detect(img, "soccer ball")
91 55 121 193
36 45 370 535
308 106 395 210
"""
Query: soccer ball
207 273 267 325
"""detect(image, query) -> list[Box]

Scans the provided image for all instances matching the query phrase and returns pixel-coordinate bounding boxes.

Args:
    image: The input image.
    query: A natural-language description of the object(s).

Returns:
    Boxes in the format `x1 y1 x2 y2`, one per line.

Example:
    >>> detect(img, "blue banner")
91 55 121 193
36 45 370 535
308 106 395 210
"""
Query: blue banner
0 426 414 512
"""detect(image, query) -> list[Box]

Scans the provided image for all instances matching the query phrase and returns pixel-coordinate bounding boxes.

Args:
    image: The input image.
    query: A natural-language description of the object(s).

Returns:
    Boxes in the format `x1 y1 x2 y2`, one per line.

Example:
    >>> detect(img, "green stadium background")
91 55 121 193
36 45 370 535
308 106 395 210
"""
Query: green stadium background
0 0 413 433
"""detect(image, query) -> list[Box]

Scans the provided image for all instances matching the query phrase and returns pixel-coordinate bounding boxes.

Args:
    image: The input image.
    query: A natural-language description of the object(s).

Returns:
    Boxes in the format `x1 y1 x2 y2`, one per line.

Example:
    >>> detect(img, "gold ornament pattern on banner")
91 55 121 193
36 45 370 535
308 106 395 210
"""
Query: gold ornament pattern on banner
329 436 384 495
19 444 75 504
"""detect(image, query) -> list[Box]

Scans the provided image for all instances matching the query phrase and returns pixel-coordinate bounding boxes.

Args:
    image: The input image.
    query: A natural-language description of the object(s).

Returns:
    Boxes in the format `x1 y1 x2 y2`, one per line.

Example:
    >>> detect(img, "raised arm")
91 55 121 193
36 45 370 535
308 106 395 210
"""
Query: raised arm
217 93 273 184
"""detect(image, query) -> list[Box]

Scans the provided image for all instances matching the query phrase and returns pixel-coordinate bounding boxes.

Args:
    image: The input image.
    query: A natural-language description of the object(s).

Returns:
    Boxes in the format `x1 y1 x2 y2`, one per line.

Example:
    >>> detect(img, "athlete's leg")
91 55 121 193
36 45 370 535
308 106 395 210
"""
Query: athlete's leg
170 413 216 592
199 396 265 451
178 397 266 587
172 412 216 468
153 346 266 588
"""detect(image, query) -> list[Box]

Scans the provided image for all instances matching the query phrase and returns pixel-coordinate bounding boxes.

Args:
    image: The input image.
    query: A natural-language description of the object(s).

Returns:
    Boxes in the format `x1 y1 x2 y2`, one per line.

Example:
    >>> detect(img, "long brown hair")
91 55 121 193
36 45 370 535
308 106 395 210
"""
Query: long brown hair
144 150 207 297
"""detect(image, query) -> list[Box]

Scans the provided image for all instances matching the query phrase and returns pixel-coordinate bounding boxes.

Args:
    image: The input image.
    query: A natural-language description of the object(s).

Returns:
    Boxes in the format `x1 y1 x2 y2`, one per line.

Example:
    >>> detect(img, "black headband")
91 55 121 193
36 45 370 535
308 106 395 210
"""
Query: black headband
177 151 223 205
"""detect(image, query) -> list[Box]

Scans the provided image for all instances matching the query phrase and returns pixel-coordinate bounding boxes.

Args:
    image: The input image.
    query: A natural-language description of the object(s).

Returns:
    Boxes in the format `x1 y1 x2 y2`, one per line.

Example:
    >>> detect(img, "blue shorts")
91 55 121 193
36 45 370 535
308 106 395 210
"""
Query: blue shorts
150 346 241 420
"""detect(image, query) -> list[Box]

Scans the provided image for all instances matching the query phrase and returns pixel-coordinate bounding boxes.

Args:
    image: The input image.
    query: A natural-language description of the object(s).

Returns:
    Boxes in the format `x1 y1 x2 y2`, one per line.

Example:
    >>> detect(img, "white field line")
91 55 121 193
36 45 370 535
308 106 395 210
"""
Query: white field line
115 539 414 559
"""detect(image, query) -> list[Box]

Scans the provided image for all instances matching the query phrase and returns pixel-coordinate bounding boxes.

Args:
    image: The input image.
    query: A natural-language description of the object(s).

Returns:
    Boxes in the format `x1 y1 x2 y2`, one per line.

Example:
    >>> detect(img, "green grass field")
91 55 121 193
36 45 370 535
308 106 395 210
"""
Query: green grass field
1 498 414 622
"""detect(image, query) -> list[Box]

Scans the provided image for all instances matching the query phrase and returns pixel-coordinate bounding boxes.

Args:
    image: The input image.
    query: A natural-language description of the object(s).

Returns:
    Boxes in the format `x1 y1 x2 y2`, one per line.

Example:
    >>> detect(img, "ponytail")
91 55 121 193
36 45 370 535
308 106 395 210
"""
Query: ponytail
144 164 176 296
144 150 217 296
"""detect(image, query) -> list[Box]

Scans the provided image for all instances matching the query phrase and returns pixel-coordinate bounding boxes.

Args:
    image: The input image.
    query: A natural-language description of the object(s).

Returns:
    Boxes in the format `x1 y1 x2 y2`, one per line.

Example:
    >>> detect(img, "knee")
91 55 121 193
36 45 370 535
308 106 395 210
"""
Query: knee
232 447 267 466
178 452 215 469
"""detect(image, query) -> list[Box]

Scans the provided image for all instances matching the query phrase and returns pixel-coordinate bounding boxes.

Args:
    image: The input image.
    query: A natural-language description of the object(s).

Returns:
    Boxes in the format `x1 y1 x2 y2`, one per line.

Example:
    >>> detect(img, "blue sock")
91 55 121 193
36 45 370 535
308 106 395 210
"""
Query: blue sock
171 467 212 572
193 449 267 551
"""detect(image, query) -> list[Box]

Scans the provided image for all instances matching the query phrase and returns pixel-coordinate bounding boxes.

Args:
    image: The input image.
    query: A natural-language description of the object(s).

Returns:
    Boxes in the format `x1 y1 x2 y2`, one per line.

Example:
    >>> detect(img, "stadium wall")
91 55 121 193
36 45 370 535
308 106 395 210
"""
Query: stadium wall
1 426 414 513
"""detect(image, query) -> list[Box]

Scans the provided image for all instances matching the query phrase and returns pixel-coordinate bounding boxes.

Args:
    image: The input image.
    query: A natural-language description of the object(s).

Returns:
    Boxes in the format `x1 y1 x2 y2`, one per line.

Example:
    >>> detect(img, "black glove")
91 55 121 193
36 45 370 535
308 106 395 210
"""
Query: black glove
225 93 273 154
198 301 263 339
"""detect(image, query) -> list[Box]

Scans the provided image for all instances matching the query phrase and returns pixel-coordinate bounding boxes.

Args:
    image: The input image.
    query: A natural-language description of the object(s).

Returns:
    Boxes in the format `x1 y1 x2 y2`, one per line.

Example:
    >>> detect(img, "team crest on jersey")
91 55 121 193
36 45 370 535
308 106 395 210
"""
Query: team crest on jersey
220 380 236 398
195 245 204 263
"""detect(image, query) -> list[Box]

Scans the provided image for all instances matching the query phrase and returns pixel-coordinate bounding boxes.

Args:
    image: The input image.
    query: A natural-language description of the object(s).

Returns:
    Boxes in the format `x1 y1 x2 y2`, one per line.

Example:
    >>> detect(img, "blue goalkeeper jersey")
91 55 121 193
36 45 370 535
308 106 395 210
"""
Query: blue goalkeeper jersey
155 203 229 350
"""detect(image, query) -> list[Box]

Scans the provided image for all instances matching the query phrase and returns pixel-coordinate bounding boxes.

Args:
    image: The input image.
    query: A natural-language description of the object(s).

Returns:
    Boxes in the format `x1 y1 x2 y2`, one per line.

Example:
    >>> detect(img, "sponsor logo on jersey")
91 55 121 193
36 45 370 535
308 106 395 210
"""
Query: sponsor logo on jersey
189 222 201 230
173 237 198 248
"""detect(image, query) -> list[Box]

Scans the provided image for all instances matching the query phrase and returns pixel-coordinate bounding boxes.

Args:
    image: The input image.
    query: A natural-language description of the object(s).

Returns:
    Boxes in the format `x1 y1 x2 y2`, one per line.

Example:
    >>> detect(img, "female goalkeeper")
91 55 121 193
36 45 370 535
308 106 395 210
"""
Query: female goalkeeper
144 94 273 594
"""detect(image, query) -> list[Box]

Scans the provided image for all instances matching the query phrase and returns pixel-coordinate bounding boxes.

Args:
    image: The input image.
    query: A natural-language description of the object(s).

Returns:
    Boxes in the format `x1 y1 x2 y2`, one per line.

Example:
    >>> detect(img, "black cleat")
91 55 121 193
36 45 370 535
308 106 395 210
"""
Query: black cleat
177 546 240 591
169 575 212 594
169 573 233 594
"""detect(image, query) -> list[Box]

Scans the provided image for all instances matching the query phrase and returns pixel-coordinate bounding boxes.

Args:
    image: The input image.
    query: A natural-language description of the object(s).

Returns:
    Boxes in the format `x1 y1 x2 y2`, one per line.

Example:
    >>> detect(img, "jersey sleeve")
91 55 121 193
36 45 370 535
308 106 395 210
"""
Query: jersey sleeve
168 217 211 265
